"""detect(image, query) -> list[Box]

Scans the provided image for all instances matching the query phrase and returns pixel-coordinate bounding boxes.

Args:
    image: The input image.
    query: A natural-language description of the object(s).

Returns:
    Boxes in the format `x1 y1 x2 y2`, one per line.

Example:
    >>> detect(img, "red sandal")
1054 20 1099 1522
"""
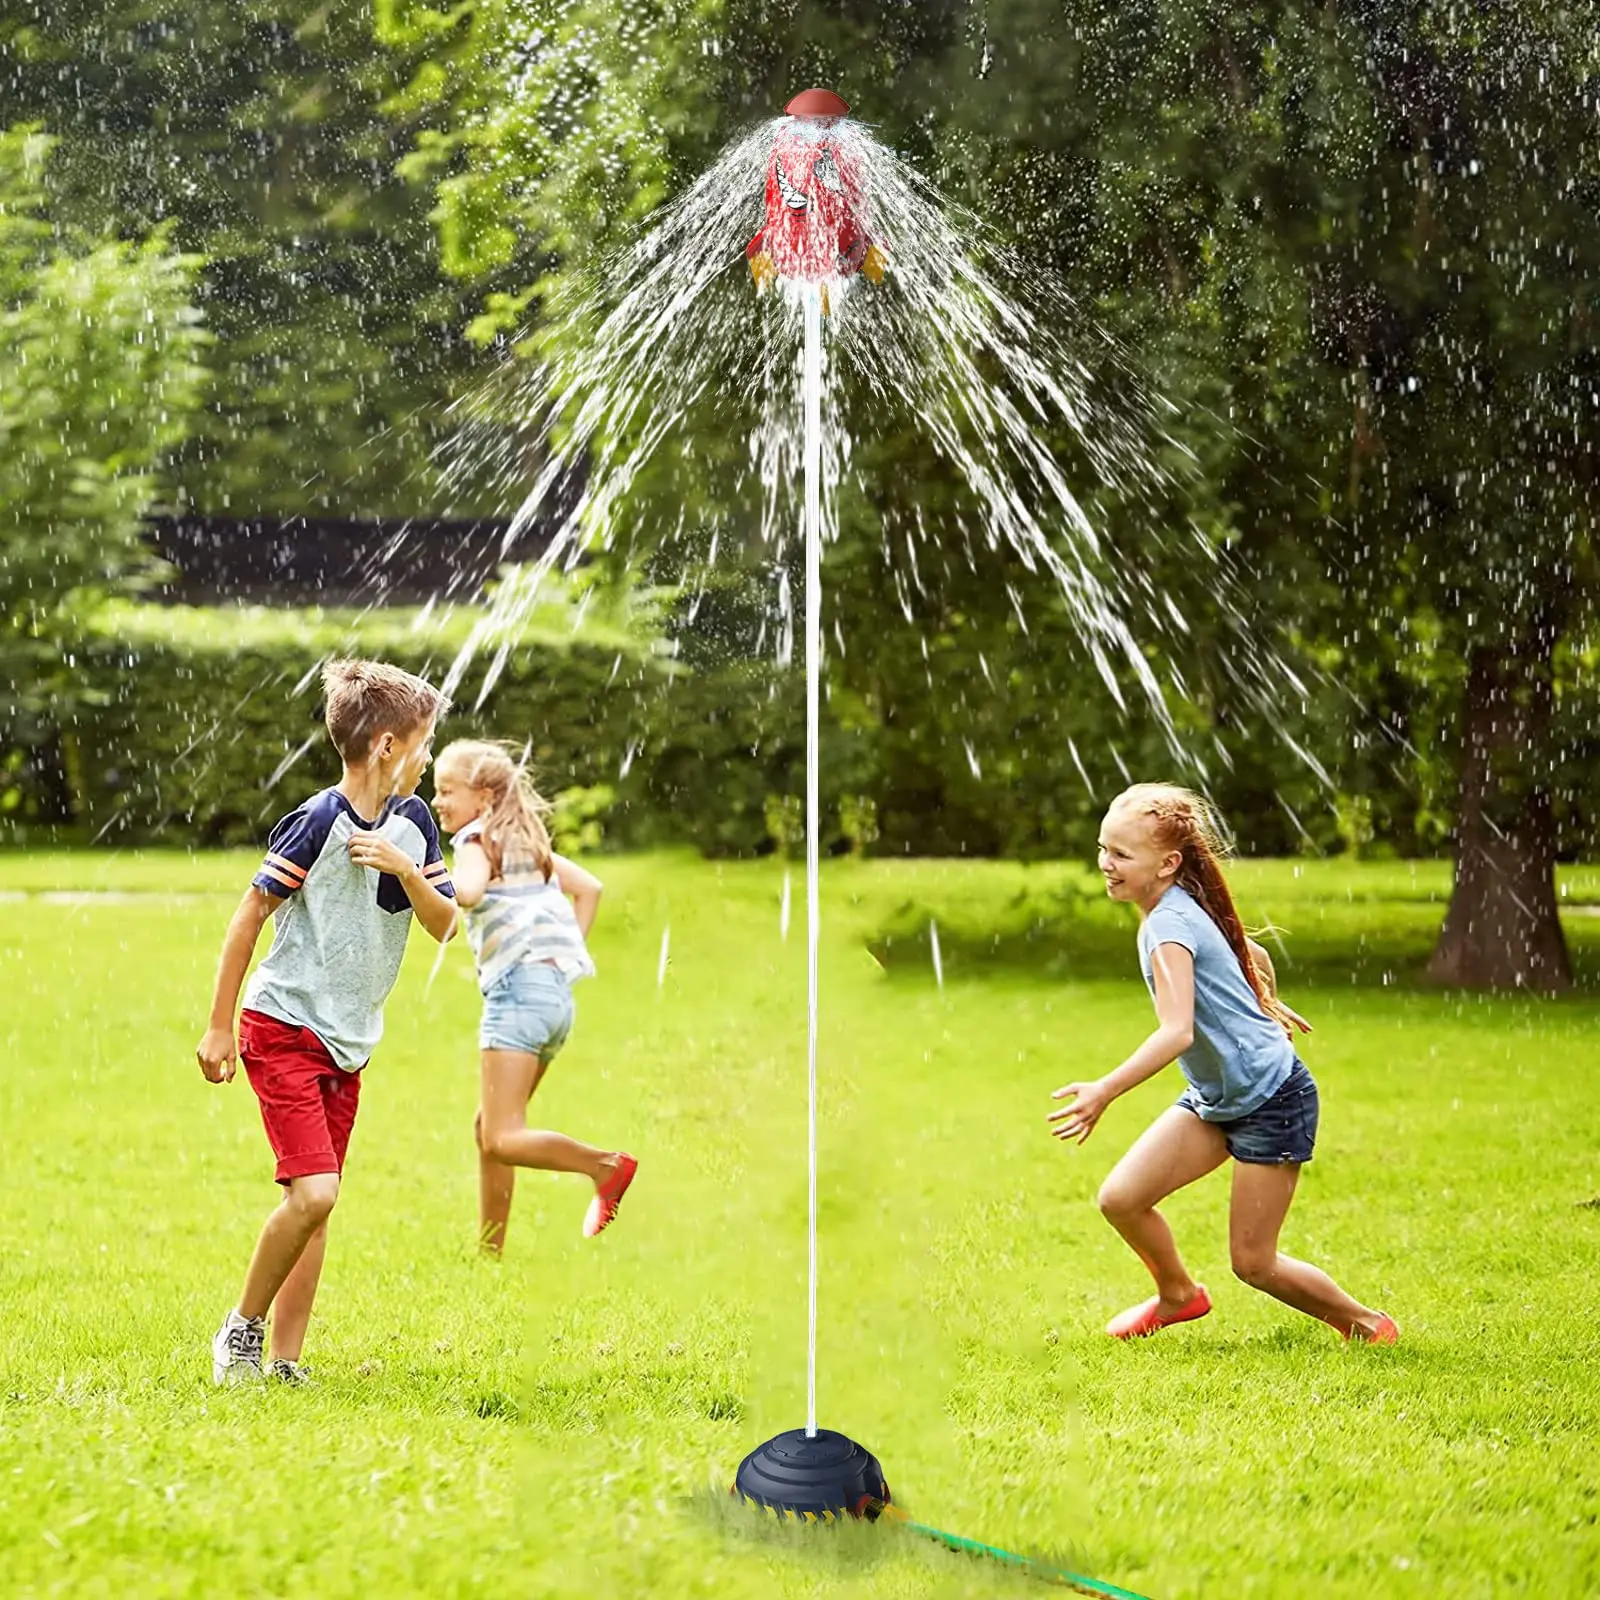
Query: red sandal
1106 1284 1213 1340
583 1154 638 1239
1344 1312 1399 1345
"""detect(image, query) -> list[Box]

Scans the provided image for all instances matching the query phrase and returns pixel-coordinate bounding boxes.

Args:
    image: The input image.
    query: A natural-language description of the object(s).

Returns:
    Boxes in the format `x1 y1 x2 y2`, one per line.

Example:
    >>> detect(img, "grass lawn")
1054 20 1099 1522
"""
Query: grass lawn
1 849 1598 1598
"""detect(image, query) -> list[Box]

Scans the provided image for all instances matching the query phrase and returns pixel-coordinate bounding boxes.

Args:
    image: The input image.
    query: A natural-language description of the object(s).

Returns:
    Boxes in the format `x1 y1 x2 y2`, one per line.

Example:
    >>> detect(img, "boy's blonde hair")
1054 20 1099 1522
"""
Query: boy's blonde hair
436 739 555 881
321 659 448 765
1109 782 1296 1038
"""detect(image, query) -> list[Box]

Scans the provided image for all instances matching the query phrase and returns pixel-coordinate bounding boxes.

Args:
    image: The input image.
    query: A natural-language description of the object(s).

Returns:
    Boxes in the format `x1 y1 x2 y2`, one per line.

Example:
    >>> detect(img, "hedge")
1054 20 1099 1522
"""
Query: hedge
10 591 1596 865
17 589 827 856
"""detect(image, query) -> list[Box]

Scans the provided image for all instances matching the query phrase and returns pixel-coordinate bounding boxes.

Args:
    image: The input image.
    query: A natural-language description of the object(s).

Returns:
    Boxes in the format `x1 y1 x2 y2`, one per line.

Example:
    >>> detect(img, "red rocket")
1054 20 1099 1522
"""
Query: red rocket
747 88 887 308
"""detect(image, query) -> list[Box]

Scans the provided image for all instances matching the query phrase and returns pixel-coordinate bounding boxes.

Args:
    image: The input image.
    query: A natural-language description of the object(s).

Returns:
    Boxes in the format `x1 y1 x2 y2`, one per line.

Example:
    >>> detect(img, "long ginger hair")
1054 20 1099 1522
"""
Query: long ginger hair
436 740 554 882
1110 783 1295 1038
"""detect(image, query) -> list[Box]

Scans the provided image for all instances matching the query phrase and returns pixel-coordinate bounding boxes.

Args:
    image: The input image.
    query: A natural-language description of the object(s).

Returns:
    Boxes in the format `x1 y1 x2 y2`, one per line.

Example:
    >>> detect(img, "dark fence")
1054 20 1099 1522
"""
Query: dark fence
144 514 565 607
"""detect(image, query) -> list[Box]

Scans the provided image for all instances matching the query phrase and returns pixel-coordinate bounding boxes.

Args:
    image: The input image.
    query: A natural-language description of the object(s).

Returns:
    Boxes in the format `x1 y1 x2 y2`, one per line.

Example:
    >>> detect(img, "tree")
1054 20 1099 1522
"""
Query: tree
0 125 209 816
980 3 1600 990
1 1 488 515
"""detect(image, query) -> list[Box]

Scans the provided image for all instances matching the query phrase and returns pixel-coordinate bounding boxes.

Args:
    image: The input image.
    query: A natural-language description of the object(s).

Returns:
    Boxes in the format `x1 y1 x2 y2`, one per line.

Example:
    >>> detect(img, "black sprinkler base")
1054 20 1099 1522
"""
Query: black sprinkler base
734 1427 891 1521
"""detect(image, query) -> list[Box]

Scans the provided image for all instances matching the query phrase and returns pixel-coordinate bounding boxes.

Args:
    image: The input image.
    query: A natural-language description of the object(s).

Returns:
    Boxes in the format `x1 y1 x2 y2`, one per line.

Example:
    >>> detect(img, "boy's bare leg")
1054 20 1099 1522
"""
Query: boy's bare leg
237 1173 340 1323
268 1219 328 1361
476 1109 516 1255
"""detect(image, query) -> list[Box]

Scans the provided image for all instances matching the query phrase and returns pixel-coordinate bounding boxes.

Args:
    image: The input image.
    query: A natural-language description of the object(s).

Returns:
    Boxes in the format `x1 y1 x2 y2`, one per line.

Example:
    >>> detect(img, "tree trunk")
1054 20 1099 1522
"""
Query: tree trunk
1427 633 1572 993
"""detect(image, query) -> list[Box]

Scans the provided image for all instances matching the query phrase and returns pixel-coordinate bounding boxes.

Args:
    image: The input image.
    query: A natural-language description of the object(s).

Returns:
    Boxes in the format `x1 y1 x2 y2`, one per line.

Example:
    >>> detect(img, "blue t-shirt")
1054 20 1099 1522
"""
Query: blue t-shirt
1137 883 1292 1120
242 789 454 1069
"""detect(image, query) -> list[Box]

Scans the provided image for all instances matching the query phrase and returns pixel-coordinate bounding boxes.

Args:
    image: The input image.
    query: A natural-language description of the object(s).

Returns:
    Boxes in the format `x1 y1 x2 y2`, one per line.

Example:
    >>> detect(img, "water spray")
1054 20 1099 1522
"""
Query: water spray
435 72 1166 1596
732 84 887 1520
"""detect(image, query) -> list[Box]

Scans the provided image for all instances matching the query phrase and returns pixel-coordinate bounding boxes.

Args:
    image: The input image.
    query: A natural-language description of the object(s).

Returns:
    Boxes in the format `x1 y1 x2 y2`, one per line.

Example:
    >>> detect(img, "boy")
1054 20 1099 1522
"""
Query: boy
195 659 457 1384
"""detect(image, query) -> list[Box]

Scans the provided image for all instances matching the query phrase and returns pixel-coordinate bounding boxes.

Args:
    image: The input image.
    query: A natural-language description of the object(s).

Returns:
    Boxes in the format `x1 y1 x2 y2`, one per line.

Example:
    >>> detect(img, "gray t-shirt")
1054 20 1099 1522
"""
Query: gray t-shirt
242 789 453 1069
1138 883 1292 1120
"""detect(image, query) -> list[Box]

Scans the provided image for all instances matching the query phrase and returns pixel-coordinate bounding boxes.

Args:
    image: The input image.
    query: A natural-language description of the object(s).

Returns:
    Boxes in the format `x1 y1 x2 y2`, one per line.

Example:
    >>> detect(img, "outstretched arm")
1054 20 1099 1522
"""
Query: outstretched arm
197 887 278 1082
1049 943 1196 1144
551 853 603 937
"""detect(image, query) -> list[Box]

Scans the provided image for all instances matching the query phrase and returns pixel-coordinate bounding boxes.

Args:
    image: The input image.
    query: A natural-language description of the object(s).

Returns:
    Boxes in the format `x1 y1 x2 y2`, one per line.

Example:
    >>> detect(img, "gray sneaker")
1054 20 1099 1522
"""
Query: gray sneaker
211 1311 266 1385
267 1358 310 1386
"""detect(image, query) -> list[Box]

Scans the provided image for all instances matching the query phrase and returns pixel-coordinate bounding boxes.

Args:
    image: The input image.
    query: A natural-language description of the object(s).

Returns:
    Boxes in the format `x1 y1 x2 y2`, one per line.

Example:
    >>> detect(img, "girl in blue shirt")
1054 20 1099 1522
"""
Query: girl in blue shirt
1048 783 1397 1345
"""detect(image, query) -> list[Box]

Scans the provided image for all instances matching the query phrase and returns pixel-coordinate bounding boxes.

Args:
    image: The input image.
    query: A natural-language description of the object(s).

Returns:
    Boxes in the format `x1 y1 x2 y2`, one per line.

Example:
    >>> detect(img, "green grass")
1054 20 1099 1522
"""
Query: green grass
1 851 1598 1598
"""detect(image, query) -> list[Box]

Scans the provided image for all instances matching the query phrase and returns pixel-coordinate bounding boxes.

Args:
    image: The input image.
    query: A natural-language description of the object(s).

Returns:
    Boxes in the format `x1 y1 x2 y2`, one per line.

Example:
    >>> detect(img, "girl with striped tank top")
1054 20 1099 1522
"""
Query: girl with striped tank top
432 740 636 1252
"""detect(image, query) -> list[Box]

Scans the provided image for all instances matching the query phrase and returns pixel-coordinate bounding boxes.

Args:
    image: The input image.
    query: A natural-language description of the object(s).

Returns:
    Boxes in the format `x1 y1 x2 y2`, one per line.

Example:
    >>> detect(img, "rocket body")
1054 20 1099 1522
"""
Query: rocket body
746 98 886 303
747 123 872 284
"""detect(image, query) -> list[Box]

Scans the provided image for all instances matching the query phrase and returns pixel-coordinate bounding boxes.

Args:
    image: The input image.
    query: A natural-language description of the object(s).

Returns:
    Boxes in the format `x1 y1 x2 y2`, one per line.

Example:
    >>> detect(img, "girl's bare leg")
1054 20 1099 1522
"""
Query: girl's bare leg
1097 1107 1229 1313
476 1050 622 1250
475 1109 516 1256
1229 1161 1386 1336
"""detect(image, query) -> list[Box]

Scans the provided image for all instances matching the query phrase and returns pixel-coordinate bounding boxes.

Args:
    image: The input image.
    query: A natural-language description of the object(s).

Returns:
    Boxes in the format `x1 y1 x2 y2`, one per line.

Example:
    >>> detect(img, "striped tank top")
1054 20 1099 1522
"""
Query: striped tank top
451 820 596 991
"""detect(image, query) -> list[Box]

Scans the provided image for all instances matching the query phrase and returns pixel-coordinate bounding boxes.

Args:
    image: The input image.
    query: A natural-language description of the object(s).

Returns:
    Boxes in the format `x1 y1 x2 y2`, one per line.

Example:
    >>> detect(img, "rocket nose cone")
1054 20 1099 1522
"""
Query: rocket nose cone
785 87 850 120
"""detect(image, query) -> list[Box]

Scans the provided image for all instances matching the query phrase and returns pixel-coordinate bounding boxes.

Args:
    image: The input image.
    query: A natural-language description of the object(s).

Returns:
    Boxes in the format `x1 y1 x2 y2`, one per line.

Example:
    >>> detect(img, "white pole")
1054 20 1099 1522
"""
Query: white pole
802 282 823 1439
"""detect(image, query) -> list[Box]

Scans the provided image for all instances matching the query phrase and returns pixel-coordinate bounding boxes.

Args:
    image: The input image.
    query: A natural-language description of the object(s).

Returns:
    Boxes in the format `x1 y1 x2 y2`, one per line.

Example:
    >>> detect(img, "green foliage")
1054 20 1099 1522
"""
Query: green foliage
0 124 208 738
4 2 1596 906
550 780 616 852
762 794 803 858
7 585 894 859
383 0 726 341
379 1 1600 976
2 1 491 514
838 792 878 857
48 591 667 846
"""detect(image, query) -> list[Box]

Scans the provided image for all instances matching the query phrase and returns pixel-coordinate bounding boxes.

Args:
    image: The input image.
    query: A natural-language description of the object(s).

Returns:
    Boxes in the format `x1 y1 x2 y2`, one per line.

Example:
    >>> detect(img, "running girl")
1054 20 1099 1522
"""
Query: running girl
432 740 636 1252
1048 783 1396 1344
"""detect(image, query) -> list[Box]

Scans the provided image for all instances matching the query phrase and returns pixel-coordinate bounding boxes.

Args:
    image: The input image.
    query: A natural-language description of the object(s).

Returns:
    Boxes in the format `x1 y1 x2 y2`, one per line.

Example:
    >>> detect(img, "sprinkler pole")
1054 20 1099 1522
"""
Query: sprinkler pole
803 280 823 1438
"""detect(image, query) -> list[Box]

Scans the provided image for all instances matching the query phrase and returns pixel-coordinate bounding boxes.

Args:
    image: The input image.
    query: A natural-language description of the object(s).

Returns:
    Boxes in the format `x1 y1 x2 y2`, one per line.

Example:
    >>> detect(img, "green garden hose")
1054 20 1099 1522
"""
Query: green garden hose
893 1512 1153 1598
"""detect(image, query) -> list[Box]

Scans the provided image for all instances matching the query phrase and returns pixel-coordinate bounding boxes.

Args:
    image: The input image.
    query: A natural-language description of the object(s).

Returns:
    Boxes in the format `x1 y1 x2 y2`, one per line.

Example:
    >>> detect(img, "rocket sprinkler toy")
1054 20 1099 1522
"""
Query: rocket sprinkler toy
746 88 888 314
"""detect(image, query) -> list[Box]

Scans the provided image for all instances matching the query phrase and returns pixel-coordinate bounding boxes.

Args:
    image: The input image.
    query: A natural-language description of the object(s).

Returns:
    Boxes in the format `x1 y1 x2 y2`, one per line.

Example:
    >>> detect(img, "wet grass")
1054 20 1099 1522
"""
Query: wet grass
0 850 1596 1598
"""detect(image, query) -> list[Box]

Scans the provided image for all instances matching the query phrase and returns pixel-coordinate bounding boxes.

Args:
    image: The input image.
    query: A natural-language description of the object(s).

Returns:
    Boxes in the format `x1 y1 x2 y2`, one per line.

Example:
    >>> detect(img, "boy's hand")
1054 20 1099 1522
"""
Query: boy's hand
347 831 416 880
1048 1078 1113 1144
197 1027 238 1084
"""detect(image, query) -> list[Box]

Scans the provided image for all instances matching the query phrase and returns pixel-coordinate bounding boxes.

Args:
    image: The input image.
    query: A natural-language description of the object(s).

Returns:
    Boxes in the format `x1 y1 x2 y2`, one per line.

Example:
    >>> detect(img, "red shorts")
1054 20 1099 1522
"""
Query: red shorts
239 1009 364 1184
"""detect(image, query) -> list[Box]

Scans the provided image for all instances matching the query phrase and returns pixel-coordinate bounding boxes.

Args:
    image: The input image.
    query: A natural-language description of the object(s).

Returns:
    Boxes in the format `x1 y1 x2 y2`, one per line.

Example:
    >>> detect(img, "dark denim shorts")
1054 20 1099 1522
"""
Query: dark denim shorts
1178 1058 1319 1165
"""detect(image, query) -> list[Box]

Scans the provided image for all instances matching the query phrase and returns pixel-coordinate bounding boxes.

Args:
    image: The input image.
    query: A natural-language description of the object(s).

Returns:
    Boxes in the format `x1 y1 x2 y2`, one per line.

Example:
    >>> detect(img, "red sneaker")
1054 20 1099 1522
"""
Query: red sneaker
1106 1284 1212 1340
1345 1312 1399 1346
583 1154 638 1239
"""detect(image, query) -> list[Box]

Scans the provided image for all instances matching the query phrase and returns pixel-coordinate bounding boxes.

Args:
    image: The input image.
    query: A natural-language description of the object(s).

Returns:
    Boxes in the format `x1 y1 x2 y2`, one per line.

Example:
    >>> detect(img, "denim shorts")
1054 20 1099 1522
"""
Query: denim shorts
1178 1058 1319 1165
479 961 575 1061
